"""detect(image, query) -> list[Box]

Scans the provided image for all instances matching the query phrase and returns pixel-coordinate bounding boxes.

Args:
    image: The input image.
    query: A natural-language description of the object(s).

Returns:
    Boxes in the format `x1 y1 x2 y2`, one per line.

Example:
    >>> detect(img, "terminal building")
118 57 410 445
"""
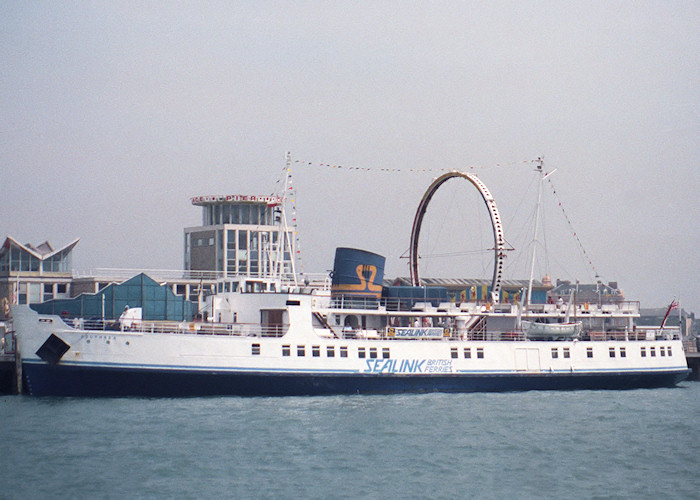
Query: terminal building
0 237 78 318
184 194 297 279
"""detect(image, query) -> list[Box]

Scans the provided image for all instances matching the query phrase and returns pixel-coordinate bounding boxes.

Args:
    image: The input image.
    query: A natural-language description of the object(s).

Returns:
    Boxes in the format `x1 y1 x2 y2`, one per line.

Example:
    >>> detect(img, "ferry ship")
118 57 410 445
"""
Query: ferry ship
10 260 690 397
9 165 690 396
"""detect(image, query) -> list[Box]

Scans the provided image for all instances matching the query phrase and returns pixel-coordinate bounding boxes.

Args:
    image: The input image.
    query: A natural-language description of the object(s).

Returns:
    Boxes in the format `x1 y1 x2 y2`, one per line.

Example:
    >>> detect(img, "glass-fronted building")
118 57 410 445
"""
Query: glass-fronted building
0 237 78 317
184 195 296 278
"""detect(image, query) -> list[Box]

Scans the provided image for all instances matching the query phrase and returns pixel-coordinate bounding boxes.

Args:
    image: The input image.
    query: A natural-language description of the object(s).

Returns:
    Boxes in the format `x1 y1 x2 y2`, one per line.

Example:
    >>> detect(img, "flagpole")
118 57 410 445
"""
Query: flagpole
659 298 678 333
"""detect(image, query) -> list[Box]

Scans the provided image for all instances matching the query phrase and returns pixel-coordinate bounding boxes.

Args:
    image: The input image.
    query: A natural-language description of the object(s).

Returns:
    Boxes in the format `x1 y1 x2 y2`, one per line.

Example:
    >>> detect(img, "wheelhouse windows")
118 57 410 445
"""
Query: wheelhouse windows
282 345 290 357
251 343 260 355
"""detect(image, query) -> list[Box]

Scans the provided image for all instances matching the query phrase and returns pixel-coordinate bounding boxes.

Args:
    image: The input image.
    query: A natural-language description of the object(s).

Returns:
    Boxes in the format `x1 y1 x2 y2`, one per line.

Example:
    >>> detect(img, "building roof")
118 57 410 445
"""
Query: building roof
1 236 80 260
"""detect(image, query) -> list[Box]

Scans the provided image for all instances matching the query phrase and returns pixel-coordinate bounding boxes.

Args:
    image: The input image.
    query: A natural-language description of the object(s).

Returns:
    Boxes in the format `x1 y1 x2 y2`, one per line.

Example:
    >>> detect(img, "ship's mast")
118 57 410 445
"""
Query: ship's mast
526 158 556 307
278 152 298 286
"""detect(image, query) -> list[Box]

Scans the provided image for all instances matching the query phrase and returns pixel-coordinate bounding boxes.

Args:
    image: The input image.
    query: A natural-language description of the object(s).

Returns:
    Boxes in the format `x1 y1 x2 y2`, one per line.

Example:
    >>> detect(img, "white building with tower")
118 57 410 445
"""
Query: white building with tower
184 194 297 279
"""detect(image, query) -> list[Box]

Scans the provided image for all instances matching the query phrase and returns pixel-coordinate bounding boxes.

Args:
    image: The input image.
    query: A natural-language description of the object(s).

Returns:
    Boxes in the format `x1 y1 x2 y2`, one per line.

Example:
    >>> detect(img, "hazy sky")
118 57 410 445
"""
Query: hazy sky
2 2 699 311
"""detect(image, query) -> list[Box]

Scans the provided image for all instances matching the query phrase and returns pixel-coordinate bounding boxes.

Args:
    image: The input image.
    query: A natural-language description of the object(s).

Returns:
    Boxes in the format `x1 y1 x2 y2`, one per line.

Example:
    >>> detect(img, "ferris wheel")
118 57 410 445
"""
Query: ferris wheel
409 171 506 302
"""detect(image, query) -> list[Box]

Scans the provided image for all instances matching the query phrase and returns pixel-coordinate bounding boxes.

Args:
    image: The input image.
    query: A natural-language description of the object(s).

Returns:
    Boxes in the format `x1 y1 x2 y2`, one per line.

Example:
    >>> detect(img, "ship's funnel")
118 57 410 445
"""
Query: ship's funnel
331 248 385 298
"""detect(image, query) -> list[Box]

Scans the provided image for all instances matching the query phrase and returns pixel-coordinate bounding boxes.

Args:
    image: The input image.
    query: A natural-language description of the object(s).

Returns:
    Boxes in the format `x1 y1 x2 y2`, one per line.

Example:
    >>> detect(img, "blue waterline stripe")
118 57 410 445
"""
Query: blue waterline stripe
457 366 689 374
23 359 688 376
22 359 358 374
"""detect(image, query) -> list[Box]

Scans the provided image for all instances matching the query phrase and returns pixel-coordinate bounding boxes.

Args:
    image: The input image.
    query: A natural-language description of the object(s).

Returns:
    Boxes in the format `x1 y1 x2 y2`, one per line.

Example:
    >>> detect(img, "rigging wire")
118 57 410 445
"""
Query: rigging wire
545 174 601 280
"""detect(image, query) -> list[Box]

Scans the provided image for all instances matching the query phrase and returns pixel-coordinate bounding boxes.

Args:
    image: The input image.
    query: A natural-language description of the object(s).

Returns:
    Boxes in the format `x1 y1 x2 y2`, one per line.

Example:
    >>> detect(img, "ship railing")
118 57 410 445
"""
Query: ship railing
329 296 439 311
73 318 288 338
582 327 681 341
330 296 382 310
336 327 526 342
524 300 641 316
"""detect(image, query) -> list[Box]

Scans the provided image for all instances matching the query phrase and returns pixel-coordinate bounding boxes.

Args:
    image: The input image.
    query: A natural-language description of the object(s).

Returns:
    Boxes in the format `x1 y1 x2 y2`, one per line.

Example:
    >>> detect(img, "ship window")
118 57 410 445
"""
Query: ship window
382 347 390 359
358 347 366 359
641 347 646 357
477 348 484 359
327 346 335 357
609 347 615 358
587 347 593 358
297 345 305 357
251 343 260 356
369 347 377 359
660 346 665 356
667 346 672 356
312 345 320 357
463 348 471 359
563 347 570 359
551 348 558 359
650 347 656 357
282 345 290 357
620 347 626 358
340 346 348 358
450 347 458 359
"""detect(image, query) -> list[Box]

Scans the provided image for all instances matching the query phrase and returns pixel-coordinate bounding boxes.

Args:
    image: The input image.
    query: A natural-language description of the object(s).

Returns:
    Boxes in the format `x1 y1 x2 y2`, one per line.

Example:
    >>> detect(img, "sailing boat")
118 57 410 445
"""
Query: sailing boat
522 159 582 340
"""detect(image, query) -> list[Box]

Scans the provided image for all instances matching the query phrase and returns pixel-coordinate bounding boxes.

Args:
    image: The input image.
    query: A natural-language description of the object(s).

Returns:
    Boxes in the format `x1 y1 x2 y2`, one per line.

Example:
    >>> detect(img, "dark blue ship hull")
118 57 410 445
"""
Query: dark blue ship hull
22 361 690 397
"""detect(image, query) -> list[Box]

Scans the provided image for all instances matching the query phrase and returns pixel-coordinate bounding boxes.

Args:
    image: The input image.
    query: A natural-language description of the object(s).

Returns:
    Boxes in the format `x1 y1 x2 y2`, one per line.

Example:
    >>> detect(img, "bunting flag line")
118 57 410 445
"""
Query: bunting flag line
291 158 537 173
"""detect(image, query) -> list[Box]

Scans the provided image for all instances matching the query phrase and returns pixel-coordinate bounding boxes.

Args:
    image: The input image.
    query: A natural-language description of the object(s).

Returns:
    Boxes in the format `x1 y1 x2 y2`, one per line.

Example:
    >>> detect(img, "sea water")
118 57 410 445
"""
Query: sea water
1 383 698 499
